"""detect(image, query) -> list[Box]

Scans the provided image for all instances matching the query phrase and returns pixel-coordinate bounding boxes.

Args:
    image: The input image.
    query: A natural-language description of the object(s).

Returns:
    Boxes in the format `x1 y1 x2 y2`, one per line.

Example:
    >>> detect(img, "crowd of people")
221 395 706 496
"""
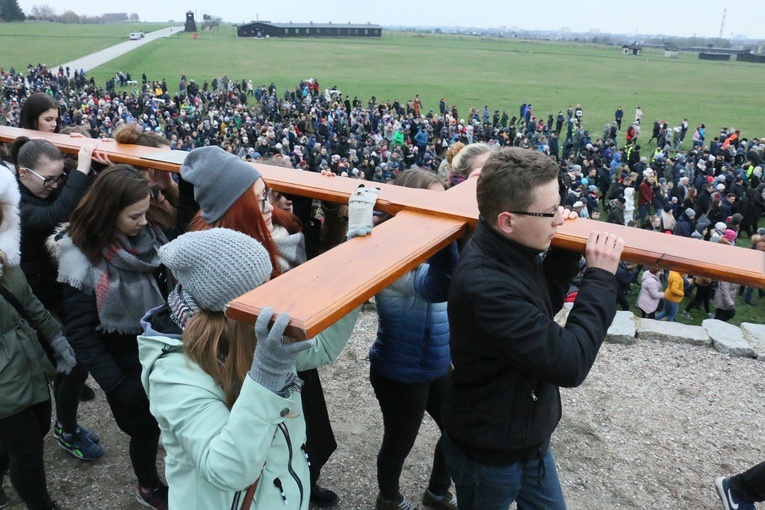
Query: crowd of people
0 65 764 510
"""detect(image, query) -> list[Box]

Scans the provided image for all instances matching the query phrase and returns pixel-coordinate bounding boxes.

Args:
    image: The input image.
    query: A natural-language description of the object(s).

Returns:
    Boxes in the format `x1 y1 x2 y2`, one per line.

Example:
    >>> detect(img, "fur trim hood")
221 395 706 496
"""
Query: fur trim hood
0 167 21 275
45 222 68 265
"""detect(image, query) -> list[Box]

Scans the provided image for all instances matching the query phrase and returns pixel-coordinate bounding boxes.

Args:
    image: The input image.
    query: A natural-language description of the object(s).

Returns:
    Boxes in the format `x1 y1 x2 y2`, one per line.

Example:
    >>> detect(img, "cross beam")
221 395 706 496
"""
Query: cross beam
2 126 763 339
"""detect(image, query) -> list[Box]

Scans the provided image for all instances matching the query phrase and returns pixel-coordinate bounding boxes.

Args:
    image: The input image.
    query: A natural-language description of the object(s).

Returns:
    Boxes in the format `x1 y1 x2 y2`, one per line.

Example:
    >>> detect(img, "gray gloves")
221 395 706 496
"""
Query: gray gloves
49 332 77 375
249 307 315 396
347 184 379 239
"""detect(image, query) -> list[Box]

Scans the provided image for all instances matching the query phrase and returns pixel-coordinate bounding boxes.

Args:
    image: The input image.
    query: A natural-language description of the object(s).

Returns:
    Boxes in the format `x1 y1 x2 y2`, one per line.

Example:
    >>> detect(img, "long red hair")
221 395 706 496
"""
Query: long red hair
188 187 281 279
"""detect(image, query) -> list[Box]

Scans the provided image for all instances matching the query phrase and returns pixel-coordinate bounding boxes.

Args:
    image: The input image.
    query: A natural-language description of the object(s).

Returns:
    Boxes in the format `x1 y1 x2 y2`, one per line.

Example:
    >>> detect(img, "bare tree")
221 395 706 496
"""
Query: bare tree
58 9 79 23
30 4 55 20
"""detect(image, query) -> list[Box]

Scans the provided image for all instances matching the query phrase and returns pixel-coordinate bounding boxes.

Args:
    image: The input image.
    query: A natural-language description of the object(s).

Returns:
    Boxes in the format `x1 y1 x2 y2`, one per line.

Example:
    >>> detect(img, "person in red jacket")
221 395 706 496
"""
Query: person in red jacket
636 169 655 225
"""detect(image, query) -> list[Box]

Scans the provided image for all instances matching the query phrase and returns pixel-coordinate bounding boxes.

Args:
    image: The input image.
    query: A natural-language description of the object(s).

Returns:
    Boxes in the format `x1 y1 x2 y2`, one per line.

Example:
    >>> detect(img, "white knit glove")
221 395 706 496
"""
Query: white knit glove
347 184 379 239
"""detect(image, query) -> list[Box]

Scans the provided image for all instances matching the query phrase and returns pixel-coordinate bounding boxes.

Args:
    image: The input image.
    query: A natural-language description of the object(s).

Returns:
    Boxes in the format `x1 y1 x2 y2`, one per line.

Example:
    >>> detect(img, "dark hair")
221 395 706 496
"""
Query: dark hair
477 147 558 226
67 165 151 264
19 93 60 132
10 137 62 169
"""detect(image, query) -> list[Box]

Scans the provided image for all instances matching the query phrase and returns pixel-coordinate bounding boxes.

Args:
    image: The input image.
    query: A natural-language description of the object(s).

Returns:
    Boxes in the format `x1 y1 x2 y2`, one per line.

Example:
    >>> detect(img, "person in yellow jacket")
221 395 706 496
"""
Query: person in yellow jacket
655 270 684 322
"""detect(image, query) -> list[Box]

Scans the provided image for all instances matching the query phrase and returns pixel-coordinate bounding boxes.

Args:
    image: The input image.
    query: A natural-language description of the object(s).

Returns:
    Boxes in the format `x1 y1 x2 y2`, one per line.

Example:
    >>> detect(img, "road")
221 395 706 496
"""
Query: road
55 26 178 74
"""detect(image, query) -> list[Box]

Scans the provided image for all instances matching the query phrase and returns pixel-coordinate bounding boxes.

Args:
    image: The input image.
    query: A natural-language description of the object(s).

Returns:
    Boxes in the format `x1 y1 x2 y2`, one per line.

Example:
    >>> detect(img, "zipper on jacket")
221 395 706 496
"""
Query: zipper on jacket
531 390 538 402
277 422 304 507
229 490 242 510
273 477 288 505
301 443 311 467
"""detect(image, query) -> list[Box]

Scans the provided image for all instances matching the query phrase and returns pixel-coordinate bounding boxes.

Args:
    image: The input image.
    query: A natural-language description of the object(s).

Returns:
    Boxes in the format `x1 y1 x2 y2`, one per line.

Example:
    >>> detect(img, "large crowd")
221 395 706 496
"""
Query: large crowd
0 63 764 510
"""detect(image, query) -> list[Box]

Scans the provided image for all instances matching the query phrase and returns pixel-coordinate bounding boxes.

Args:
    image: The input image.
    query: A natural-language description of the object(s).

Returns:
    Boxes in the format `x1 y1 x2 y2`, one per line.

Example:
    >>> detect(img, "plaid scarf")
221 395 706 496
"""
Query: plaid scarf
57 227 167 334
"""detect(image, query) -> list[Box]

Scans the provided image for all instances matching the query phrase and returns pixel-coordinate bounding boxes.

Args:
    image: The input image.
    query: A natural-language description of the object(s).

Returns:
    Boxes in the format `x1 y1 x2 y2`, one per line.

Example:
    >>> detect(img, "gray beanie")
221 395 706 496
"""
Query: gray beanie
180 146 261 224
159 228 272 312
685 208 695 218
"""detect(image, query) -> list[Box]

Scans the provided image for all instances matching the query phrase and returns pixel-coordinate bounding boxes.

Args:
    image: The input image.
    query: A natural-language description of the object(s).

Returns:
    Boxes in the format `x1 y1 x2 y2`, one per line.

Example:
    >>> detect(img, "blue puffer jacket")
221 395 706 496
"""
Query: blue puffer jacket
369 242 458 384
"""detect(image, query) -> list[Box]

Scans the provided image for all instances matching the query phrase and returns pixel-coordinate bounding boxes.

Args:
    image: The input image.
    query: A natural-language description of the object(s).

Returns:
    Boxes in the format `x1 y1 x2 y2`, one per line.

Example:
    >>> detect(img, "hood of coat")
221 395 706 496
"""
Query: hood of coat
44 222 68 264
137 305 183 400
0 167 21 274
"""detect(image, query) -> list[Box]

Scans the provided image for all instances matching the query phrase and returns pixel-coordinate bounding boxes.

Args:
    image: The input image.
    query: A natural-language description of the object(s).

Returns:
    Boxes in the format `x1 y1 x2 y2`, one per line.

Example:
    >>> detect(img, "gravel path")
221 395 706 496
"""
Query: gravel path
4 309 763 509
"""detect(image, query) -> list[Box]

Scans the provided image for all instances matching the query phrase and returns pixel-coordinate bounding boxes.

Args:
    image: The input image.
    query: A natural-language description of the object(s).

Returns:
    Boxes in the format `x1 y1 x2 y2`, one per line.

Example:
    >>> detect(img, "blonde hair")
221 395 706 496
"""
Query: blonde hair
451 142 494 176
183 310 257 408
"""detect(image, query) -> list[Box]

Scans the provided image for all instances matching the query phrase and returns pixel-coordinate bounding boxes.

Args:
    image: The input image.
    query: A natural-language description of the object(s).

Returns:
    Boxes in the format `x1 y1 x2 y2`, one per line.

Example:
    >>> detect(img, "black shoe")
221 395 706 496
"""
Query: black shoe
310 485 339 508
80 383 96 402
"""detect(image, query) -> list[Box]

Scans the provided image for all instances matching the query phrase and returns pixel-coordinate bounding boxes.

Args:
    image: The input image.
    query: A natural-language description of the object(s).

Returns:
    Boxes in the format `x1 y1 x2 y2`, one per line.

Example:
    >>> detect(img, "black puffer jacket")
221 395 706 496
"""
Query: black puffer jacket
443 219 617 466
19 171 91 311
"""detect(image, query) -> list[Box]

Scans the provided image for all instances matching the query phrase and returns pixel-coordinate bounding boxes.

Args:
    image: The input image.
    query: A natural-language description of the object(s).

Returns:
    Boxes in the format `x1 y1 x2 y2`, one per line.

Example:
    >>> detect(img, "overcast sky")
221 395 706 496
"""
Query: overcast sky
16 0 765 40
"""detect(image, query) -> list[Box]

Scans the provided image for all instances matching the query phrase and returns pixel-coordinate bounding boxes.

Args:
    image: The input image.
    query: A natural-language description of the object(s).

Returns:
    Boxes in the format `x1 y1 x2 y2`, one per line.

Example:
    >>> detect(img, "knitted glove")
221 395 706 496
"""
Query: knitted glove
249 307 315 396
49 332 77 375
347 184 379 239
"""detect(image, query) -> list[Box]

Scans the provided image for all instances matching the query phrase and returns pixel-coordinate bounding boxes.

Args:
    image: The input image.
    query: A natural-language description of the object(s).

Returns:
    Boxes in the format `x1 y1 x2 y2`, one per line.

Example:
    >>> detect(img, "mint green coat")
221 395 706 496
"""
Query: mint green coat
138 307 359 510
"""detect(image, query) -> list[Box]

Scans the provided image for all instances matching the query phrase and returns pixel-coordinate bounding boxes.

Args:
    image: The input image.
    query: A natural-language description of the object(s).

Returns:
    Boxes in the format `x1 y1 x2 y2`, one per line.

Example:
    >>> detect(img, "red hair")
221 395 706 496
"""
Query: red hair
188 187 281 279
272 207 302 235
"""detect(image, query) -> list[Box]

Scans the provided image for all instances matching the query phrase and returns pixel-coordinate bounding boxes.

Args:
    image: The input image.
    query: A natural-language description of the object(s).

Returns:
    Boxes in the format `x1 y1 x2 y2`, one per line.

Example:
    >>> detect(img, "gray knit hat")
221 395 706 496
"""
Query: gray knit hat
159 228 272 312
180 146 261 224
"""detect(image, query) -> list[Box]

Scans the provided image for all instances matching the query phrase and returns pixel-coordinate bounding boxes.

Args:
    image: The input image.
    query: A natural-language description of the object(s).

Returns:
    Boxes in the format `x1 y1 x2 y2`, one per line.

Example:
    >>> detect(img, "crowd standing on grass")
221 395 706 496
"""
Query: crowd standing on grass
0 64 764 510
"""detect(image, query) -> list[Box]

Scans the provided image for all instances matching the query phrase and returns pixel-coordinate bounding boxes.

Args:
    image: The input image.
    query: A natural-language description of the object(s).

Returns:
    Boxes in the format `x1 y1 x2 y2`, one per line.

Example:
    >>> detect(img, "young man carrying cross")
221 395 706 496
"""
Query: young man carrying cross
442 147 624 510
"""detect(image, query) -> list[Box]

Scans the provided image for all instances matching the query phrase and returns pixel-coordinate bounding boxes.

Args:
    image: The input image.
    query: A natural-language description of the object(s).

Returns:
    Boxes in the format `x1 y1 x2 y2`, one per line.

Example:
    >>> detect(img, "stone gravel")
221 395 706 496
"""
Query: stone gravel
5 309 764 509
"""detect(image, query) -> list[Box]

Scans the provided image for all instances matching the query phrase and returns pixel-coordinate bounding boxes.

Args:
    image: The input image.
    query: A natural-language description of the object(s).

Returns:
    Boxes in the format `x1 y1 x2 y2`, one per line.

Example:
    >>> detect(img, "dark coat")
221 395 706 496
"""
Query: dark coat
443 220 617 466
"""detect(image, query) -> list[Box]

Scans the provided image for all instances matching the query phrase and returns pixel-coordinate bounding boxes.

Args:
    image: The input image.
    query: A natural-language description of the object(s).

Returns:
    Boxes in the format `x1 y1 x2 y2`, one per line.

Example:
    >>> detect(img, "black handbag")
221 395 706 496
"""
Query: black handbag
0 284 57 366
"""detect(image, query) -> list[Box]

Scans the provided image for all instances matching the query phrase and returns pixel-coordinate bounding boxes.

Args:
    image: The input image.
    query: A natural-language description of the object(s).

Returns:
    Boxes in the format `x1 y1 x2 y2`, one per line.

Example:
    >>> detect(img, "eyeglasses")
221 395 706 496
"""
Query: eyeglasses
22 167 67 187
259 187 271 213
507 206 561 218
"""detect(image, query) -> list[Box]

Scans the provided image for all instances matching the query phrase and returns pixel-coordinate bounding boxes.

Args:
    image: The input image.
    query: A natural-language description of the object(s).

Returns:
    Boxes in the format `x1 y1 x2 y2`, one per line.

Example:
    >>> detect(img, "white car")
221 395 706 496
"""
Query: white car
130 33 141 40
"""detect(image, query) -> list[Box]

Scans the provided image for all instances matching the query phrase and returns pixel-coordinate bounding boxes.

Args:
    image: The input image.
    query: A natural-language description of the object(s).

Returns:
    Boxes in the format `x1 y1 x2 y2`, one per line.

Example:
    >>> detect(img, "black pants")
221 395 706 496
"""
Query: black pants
730 460 765 502
0 400 54 510
53 362 88 433
639 308 656 319
298 369 336 487
370 369 451 501
616 292 629 311
685 286 711 314
104 381 161 489
714 308 736 322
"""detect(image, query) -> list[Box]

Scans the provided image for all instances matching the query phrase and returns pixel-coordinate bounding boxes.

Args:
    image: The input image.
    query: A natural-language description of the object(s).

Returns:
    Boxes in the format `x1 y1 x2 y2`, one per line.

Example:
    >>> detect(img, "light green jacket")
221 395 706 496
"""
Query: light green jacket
137 306 359 510
0 265 59 419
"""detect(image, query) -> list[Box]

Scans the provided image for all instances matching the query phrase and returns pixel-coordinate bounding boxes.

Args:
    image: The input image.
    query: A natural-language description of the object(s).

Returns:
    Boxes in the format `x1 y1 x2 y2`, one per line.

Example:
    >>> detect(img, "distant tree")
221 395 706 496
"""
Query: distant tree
59 10 79 23
30 4 55 21
0 0 26 21
129 13 139 21
102 12 128 23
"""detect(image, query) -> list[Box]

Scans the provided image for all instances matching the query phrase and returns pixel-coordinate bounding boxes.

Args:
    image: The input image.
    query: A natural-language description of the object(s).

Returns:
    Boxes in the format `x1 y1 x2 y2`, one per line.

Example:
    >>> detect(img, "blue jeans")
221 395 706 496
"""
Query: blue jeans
655 300 678 322
443 434 566 510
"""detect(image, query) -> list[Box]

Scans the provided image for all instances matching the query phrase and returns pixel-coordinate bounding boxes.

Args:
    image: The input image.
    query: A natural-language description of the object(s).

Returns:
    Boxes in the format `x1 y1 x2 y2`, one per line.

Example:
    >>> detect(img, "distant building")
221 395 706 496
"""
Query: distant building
185 11 197 33
699 52 731 61
622 44 642 56
237 22 382 38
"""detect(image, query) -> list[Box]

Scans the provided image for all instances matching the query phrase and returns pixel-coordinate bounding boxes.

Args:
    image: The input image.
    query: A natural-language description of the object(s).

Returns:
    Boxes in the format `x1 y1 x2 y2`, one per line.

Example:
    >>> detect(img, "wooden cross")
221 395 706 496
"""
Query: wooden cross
3 126 764 339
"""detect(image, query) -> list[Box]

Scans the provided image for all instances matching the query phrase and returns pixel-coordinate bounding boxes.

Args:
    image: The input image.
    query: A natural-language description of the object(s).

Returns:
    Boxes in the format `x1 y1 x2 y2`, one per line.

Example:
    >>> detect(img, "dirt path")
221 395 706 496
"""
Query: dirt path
5 309 763 509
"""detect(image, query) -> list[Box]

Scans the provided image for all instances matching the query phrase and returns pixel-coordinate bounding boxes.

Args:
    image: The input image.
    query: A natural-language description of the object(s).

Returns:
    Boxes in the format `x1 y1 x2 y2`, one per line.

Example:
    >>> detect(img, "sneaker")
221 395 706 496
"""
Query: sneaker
715 476 755 510
310 484 339 507
57 428 105 461
376 493 418 510
0 486 7 509
422 489 457 510
53 423 101 444
79 383 96 402
707 313 715 319
136 484 168 510
681 311 692 319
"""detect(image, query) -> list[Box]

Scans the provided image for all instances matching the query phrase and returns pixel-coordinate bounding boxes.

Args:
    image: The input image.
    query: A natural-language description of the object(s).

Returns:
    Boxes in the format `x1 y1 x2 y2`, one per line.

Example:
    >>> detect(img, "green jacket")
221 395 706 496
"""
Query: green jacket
137 306 359 510
0 265 59 419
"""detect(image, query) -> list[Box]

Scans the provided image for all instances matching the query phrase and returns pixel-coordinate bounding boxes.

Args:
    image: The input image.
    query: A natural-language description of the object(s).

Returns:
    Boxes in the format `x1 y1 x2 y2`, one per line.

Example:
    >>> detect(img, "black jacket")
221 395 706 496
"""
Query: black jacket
19 171 91 311
443 219 617 466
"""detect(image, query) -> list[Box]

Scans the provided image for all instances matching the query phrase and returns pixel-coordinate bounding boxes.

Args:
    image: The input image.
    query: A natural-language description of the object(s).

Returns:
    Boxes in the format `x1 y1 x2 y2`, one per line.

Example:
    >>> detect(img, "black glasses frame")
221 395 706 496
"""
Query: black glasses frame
506 210 557 218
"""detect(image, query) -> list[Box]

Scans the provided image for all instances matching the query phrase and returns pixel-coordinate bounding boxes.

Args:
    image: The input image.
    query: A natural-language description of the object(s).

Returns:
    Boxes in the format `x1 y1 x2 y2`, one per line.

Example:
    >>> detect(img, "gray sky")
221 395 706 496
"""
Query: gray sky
17 0 764 40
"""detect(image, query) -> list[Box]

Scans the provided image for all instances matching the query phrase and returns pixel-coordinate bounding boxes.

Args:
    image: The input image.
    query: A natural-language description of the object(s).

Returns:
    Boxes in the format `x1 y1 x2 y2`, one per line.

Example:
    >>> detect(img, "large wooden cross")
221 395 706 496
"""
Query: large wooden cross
3 126 764 339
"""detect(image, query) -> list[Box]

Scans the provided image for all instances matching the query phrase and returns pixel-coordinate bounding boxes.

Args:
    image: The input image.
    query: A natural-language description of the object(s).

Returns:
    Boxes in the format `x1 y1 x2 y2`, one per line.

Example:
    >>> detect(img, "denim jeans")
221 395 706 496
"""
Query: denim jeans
655 300 679 322
443 434 566 510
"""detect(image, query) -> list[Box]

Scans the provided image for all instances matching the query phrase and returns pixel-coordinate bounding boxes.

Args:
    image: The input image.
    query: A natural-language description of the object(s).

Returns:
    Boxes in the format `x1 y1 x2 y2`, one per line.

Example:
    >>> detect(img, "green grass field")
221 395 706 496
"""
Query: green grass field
2 23 764 324
3 24 765 138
